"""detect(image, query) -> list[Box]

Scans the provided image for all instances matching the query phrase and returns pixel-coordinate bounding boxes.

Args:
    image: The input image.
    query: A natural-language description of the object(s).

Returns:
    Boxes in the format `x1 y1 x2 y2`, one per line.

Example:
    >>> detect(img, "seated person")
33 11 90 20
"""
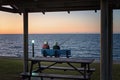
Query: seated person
42 41 50 49
53 42 60 49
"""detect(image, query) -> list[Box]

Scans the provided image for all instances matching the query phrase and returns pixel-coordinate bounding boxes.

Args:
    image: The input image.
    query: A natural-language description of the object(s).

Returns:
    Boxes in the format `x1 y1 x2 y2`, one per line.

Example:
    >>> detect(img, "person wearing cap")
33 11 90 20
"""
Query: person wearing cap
53 42 60 49
42 41 50 49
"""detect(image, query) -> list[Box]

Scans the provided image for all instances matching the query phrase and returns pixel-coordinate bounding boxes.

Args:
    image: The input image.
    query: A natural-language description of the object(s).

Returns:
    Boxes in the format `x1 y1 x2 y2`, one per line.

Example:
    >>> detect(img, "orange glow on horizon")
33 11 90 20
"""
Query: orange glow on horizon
0 11 120 34
29 12 100 34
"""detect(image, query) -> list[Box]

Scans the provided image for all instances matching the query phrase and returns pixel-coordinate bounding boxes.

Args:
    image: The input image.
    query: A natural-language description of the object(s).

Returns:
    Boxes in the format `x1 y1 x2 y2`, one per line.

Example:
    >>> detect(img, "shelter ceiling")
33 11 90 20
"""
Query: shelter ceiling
0 0 120 13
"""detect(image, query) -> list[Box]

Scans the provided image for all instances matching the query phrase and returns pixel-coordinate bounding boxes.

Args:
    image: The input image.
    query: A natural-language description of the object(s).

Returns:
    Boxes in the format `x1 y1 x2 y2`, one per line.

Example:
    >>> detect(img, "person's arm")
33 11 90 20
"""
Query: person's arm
58 46 60 49
48 45 50 49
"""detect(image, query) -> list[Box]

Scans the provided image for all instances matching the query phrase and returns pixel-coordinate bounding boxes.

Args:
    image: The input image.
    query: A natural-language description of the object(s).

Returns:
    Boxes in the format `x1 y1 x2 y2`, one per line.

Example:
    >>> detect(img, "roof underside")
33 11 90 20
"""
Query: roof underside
0 0 120 14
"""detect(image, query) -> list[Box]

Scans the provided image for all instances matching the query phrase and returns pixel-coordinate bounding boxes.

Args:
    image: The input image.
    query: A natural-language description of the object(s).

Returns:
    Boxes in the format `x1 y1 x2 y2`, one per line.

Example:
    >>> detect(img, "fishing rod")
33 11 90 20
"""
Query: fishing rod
59 34 74 46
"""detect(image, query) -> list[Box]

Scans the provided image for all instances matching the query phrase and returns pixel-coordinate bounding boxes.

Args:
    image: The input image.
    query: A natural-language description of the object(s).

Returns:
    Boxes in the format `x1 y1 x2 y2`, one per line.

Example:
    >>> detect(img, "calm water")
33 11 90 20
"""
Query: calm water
0 34 120 60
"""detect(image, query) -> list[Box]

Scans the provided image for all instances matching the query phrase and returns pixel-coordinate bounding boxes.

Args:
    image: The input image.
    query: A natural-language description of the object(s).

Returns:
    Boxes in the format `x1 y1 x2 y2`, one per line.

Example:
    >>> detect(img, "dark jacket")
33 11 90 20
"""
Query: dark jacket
53 45 60 49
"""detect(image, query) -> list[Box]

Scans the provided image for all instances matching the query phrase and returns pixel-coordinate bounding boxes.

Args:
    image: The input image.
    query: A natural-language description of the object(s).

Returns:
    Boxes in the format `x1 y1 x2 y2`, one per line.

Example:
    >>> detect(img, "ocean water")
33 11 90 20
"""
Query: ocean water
0 34 120 60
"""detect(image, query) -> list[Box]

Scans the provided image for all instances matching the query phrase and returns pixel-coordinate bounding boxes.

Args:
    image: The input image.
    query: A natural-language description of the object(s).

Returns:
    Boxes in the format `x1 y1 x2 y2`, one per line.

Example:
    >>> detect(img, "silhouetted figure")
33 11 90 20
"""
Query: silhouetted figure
42 41 49 57
53 42 60 49
42 41 50 49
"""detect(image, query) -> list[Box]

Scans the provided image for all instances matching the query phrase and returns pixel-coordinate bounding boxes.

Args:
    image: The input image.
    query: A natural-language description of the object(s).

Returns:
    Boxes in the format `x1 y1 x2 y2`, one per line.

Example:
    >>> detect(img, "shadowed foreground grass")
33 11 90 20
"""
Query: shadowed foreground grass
0 58 23 80
0 58 120 80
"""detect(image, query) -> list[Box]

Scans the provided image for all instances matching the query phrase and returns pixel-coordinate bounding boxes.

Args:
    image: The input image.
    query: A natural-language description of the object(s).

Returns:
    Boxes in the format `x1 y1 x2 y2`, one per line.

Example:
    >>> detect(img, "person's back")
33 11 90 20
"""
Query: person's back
42 41 50 49
53 42 60 49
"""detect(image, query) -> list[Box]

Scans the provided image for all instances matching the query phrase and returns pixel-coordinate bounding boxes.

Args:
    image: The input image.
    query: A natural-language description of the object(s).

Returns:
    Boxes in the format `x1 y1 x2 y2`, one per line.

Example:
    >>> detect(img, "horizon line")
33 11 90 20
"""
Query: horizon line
0 32 120 35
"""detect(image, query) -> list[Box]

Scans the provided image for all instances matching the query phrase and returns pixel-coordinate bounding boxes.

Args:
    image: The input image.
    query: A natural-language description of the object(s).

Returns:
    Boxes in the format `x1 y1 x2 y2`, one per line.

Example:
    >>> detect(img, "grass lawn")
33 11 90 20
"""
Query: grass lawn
0 58 120 80
0 58 23 80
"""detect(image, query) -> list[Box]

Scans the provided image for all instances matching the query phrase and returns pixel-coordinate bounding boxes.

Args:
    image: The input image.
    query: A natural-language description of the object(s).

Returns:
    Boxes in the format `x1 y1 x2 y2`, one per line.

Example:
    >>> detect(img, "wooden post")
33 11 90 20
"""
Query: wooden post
23 10 29 72
107 8 113 80
32 42 34 57
100 0 113 80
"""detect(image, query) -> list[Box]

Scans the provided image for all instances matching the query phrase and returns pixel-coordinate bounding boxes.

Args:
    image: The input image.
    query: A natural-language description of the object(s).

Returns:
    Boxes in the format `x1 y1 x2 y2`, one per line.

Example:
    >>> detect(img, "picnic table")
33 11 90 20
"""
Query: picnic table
21 57 95 80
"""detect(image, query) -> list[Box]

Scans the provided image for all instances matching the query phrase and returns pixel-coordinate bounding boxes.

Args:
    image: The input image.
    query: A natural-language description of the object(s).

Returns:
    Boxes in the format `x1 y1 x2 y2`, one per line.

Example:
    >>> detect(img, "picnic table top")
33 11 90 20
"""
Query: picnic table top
29 57 95 64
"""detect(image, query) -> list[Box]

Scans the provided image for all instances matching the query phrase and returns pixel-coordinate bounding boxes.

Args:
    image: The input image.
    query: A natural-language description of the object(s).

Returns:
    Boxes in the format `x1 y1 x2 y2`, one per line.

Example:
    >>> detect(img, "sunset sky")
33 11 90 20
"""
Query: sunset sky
0 10 120 34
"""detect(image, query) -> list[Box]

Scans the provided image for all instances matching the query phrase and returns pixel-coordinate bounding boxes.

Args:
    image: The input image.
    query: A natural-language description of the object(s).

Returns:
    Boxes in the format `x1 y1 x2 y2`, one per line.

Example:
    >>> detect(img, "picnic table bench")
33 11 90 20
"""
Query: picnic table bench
21 57 95 80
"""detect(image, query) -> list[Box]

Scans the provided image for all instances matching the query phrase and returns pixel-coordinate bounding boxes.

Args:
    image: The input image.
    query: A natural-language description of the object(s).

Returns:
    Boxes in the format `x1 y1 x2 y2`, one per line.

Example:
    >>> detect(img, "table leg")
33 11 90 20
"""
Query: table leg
29 61 34 80
83 64 87 79
67 63 84 75
87 63 90 73
38 61 43 80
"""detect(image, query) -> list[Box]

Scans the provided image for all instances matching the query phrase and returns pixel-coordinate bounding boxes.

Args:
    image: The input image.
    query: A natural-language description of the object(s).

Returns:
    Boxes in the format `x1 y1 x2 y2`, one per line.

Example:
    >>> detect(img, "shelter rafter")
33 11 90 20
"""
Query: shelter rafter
0 0 120 13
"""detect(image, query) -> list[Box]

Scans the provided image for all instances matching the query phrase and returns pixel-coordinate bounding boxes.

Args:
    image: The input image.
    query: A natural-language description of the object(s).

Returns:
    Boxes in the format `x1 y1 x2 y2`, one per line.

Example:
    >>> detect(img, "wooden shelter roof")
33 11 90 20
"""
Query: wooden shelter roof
0 0 120 14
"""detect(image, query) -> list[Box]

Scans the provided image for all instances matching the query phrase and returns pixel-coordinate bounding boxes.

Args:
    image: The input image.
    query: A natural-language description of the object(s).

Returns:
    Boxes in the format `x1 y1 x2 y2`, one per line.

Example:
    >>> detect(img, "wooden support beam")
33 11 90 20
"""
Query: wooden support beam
107 8 113 80
100 0 113 80
23 10 29 73
9 0 21 14
0 6 18 13
10 5 21 15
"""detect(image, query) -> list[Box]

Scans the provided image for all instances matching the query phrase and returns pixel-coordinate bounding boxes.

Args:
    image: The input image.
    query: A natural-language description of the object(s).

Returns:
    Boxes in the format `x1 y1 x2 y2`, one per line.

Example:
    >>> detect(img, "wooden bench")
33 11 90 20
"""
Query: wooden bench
40 65 95 72
21 72 90 80
21 57 95 80
41 49 71 58
33 66 95 77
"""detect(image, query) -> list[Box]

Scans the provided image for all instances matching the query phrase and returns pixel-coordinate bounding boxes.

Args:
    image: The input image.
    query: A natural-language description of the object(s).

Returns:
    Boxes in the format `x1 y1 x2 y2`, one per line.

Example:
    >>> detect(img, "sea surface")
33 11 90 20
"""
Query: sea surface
0 34 120 60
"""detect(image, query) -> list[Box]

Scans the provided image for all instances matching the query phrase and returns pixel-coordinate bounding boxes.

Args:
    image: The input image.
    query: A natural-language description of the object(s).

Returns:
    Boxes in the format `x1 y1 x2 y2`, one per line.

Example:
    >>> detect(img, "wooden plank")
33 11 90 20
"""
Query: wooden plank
40 66 95 72
29 57 94 64
21 72 90 80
